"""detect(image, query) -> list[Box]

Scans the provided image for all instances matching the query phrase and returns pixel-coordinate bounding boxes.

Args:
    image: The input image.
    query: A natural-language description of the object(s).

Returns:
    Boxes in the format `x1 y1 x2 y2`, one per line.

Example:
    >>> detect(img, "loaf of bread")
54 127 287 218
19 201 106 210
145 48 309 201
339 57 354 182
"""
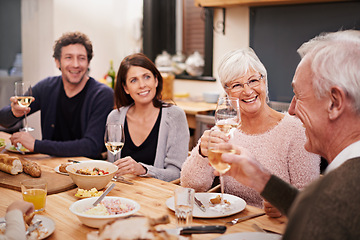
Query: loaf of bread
22 160 41 178
0 153 23 175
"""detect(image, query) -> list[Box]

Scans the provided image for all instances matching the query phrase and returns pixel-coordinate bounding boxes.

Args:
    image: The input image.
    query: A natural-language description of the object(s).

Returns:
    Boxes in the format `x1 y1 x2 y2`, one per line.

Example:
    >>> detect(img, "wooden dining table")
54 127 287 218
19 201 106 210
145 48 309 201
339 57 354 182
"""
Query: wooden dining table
0 131 287 239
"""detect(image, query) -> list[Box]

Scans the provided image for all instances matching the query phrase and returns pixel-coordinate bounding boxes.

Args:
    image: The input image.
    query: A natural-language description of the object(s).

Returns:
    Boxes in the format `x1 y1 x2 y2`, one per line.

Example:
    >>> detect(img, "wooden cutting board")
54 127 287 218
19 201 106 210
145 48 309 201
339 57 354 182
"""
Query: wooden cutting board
0 164 76 195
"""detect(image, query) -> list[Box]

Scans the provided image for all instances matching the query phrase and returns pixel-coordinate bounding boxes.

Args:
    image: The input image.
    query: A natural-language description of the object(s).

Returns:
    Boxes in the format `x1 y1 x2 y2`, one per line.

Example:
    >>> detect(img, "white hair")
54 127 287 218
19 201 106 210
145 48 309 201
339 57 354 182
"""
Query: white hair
217 47 268 99
298 30 360 113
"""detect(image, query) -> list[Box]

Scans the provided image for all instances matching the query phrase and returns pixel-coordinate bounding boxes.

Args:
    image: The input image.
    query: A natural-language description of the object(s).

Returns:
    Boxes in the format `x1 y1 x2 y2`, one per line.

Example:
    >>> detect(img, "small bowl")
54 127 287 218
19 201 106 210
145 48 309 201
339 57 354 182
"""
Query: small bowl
69 196 140 228
66 160 118 190
203 92 220 103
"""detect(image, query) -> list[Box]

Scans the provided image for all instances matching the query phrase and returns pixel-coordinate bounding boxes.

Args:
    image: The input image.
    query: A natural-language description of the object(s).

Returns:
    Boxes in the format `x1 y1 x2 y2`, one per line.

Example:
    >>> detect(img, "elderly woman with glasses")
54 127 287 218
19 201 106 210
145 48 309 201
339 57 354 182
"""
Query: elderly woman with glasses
180 47 320 217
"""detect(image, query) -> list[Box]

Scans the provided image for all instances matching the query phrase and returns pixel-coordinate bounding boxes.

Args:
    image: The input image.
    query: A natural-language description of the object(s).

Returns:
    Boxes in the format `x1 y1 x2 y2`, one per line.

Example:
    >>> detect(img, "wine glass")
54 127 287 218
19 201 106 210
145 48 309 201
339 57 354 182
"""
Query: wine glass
214 97 240 136
208 130 235 212
14 82 34 132
104 123 125 162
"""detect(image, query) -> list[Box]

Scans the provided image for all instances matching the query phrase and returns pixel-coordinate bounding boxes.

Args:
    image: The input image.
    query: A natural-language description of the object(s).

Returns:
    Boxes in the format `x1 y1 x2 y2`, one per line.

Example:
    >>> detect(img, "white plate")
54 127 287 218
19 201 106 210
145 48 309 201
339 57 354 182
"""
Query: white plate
5 143 31 154
166 193 246 218
54 165 69 175
213 232 281 240
0 214 55 239
54 161 92 175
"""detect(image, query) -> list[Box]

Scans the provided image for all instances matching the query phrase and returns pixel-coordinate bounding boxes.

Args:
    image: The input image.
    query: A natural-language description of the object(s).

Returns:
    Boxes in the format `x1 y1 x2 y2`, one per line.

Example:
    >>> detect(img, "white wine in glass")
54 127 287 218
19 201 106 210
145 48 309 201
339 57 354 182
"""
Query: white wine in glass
104 124 125 161
208 148 235 174
215 97 240 136
208 130 235 211
15 82 34 132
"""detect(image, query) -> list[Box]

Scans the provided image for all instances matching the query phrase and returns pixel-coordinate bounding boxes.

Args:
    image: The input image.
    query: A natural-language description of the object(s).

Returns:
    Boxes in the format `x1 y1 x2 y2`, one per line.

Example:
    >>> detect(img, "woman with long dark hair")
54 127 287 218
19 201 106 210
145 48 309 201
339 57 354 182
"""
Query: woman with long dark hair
106 53 189 182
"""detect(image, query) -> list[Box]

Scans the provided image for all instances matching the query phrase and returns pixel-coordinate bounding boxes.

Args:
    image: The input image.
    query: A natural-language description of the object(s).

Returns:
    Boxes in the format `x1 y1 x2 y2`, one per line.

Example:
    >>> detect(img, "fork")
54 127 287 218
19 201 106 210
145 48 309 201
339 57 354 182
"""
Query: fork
225 212 265 226
112 175 133 185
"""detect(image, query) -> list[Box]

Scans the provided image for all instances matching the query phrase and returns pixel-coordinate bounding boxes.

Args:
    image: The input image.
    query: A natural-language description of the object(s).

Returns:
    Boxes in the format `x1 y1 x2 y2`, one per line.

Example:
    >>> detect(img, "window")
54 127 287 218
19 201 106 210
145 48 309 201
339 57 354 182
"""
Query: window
143 0 215 81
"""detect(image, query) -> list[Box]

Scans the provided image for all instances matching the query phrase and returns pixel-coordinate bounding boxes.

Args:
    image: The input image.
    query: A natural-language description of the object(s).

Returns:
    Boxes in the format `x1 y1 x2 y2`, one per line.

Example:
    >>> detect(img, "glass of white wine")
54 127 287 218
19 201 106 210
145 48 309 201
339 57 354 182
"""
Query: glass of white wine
104 123 125 162
208 130 236 212
15 82 34 132
215 97 240 136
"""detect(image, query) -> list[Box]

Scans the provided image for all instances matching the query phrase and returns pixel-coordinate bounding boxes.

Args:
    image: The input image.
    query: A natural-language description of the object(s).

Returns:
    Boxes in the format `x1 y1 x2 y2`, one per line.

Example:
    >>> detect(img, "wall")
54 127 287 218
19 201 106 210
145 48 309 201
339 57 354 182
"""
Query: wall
0 0 21 71
21 0 143 138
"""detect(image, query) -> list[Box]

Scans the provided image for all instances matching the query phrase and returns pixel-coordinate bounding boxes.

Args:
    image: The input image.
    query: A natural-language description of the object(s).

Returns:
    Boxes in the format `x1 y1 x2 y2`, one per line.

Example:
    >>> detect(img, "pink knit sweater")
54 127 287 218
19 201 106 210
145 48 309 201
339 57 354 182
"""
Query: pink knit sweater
180 113 320 208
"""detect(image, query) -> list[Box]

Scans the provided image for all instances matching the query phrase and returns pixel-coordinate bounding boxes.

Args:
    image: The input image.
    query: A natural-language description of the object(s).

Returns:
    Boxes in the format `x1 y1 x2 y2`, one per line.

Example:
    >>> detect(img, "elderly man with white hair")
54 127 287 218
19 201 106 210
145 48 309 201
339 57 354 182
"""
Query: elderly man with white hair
220 30 360 239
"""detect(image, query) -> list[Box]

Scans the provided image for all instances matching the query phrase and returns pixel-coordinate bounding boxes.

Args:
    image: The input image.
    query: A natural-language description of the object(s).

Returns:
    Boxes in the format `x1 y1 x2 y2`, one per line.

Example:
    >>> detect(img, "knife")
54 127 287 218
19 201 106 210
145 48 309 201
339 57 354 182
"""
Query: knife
225 212 265 226
194 196 206 212
68 159 81 163
164 225 226 235
25 219 42 236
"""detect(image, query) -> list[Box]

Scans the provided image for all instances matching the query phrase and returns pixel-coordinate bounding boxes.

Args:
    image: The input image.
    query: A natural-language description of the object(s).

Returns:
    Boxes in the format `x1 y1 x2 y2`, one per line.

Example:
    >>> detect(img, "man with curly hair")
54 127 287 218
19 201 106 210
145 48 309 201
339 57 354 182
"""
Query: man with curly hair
0 32 114 159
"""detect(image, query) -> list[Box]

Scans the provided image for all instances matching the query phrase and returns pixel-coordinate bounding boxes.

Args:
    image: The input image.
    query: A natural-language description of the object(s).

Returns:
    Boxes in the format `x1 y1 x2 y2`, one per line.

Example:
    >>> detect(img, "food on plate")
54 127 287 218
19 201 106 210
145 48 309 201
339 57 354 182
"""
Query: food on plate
0 138 5 147
59 163 71 173
0 153 23 175
8 144 29 152
0 215 49 240
83 198 135 216
75 188 104 198
76 167 109 176
87 215 180 240
27 219 50 240
210 194 230 205
24 212 35 226
22 160 41 177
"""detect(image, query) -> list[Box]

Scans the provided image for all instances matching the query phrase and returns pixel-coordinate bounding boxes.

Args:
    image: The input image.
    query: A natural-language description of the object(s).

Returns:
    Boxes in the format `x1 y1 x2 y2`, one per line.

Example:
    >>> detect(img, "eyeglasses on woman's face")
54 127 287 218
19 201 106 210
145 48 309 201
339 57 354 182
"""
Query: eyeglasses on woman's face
225 74 263 93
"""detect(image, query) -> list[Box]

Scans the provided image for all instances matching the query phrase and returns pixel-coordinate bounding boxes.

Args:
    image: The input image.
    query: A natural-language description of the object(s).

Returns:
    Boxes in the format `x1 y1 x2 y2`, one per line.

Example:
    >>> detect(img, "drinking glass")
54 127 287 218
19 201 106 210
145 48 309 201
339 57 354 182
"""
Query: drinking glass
214 97 240 136
14 82 34 132
174 187 195 226
104 123 125 162
208 130 235 211
21 179 47 212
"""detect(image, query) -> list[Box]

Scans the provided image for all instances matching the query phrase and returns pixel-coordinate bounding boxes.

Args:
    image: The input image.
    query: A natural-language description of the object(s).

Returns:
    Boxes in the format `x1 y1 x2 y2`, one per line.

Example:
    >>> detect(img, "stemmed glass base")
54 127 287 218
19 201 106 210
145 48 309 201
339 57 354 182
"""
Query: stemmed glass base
20 127 34 132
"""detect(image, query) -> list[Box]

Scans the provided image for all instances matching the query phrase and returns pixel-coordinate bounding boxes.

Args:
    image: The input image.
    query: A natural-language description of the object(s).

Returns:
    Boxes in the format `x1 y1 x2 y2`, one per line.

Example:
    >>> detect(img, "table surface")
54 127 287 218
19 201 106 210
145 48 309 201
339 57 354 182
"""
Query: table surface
0 131 287 239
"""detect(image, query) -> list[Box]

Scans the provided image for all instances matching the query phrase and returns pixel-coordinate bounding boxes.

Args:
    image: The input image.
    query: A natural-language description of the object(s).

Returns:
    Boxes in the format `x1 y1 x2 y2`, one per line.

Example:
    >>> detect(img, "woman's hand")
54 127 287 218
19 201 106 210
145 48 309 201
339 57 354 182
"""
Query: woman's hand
199 129 229 157
113 156 147 176
263 200 282 218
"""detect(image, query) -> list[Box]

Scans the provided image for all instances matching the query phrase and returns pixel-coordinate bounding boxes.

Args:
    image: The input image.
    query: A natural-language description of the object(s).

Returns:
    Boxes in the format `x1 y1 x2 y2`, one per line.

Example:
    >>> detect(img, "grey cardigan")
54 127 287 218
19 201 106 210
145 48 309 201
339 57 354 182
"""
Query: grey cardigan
106 104 190 182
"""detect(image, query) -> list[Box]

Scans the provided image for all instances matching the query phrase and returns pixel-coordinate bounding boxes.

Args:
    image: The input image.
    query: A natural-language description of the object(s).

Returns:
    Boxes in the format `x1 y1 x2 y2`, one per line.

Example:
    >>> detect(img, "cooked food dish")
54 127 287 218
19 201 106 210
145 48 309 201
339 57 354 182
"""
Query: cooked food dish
59 163 71 173
76 167 109 176
24 212 35 226
7 144 29 152
0 138 5 148
0 153 23 175
210 195 230 205
75 188 104 198
83 198 135 216
0 214 51 240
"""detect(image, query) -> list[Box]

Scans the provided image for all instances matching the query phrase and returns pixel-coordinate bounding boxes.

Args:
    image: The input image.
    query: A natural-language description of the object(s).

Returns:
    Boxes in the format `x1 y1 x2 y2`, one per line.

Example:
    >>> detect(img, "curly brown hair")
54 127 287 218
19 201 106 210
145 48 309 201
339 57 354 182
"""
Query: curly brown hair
52 31 93 63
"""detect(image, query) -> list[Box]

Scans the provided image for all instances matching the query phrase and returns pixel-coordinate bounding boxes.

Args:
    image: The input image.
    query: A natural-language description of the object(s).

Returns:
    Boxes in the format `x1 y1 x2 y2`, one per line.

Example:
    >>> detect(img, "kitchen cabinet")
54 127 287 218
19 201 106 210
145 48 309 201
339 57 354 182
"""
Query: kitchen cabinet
194 0 348 7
